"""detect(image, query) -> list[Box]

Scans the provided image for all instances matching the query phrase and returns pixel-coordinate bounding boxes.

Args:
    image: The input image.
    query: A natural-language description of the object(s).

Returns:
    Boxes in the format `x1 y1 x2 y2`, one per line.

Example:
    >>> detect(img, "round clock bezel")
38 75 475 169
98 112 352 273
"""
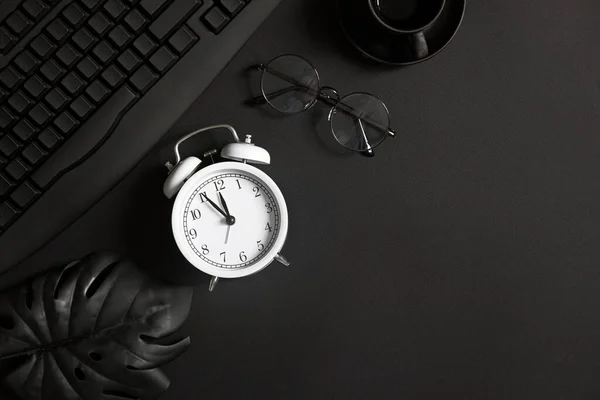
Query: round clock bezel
171 161 289 278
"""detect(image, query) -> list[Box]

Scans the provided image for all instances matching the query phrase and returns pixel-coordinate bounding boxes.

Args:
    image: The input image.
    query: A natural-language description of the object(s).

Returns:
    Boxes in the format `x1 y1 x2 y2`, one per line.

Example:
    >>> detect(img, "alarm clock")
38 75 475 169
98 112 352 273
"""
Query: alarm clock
163 125 290 291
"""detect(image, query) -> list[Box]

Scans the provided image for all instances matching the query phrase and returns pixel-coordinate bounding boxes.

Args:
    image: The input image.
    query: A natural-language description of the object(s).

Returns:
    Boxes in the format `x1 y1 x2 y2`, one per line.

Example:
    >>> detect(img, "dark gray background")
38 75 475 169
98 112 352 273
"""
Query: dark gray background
10 0 600 398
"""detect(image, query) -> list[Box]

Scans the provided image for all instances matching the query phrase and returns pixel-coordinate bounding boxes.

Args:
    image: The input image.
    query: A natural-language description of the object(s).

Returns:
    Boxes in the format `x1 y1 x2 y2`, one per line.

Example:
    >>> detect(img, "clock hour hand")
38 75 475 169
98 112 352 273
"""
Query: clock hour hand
218 192 231 217
202 193 236 225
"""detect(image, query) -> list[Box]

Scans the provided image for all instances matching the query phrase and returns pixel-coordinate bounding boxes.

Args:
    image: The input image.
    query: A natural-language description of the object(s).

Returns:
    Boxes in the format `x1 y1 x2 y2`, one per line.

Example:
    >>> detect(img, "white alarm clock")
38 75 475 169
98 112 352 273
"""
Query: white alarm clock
163 125 289 291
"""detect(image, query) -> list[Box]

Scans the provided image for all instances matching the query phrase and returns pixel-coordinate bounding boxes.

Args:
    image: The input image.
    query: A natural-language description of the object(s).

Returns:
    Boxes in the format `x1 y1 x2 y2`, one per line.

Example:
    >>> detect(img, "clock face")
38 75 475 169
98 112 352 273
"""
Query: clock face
171 162 288 278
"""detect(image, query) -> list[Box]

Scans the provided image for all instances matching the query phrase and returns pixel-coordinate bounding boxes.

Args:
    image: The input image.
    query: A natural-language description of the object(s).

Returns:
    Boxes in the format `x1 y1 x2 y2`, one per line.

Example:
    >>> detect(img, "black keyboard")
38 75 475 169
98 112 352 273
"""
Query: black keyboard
0 0 282 272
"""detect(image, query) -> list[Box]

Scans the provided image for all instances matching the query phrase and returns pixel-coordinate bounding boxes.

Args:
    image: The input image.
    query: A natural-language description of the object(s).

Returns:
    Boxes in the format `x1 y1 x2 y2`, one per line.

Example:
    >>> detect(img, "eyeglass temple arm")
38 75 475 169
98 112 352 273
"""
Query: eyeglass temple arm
247 64 317 106
357 118 375 157
324 99 396 138
245 85 309 106
250 65 396 138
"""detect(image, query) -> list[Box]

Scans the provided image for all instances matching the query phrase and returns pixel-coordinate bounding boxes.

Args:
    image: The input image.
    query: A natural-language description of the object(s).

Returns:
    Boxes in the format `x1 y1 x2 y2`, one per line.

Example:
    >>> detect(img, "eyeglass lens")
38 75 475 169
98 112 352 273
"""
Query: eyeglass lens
329 93 391 152
260 55 320 114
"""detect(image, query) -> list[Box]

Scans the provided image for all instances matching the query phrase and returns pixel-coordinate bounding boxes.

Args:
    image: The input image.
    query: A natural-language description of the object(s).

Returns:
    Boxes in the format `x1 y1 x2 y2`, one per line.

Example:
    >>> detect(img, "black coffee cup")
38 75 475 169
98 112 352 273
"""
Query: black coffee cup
339 0 446 61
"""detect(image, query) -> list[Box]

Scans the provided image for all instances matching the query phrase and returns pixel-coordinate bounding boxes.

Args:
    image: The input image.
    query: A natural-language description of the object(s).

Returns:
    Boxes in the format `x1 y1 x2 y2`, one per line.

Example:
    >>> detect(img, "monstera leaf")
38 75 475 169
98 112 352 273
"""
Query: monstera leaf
0 252 193 400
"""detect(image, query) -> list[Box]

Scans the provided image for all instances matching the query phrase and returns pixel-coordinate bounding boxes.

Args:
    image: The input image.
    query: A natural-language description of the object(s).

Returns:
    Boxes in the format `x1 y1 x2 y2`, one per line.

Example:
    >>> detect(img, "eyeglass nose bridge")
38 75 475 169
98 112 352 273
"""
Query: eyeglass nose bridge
319 86 340 106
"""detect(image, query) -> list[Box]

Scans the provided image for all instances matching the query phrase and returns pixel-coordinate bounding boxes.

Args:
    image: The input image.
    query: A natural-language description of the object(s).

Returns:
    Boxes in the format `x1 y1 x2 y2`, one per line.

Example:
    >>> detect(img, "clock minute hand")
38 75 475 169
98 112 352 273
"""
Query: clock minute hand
202 194 228 219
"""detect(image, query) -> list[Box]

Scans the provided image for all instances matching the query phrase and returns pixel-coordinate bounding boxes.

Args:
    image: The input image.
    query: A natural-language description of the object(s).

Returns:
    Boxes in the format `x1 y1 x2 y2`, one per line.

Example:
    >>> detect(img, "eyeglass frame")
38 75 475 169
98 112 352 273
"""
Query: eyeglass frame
246 54 396 156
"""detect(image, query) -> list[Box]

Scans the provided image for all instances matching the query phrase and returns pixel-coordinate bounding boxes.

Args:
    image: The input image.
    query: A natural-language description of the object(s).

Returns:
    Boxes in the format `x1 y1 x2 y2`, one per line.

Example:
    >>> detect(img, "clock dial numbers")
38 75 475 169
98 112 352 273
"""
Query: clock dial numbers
214 179 225 192
182 173 280 269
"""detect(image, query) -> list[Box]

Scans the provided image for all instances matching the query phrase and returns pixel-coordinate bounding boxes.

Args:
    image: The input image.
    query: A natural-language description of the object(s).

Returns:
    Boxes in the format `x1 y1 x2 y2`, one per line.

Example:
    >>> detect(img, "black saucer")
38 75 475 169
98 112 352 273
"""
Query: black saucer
338 0 466 66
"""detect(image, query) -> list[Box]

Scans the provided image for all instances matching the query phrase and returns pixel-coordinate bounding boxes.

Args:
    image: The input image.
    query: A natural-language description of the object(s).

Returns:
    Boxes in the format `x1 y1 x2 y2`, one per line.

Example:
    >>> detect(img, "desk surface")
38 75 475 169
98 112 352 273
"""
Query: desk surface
12 0 600 398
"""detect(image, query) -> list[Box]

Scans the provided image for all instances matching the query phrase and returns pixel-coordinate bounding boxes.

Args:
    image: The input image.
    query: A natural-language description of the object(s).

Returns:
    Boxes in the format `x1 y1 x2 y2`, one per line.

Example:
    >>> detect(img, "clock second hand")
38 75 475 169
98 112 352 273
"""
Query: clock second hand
225 225 231 244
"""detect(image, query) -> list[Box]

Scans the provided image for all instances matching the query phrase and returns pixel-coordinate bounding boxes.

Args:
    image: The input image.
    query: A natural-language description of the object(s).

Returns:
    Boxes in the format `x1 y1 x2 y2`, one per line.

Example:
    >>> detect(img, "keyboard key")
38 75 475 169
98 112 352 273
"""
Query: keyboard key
10 182 39 207
0 88 5 102
0 27 16 54
149 46 177 72
45 88 70 111
169 26 198 55
37 128 61 149
0 107 15 129
30 33 55 57
40 59 65 83
124 9 147 32
0 135 19 157
62 4 87 27
13 119 36 140
22 0 49 21
70 95 94 118
0 67 23 89
77 56 100 79
56 44 81 67
24 76 49 99
104 0 127 19
46 18 71 43
132 34 156 56
117 49 141 72
86 80 109 103
150 0 203 40
80 0 102 11
8 92 32 114
21 143 46 165
53 111 79 135
0 202 19 228
72 28 97 51
108 25 131 48
202 6 229 34
140 0 169 16
101 65 126 88
92 41 116 64
88 12 113 35
5 159 29 181
61 72 85 95
14 50 40 73
28 103 53 126
129 65 157 93
32 85 138 189
0 175 12 196
217 0 244 17
6 11 33 36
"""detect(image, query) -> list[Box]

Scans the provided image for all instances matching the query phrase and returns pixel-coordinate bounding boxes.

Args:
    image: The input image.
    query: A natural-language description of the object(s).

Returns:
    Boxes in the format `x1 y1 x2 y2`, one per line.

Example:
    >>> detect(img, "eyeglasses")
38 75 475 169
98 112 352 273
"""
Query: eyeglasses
246 54 396 157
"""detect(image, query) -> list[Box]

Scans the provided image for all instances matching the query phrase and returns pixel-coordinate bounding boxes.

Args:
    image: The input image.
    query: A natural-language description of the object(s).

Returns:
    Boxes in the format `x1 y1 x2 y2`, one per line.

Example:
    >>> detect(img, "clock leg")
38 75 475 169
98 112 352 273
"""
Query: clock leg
275 253 290 266
209 276 219 292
